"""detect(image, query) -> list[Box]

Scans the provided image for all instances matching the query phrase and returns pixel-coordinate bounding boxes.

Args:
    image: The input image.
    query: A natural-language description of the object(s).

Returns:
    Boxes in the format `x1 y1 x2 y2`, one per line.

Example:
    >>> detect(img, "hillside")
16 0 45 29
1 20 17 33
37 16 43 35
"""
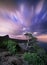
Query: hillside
0 34 47 65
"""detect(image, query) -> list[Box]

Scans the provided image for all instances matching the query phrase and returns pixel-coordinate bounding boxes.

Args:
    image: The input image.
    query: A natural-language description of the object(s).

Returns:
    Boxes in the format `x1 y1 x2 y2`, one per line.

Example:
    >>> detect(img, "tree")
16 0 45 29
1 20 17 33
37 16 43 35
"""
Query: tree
24 33 38 52
23 33 47 65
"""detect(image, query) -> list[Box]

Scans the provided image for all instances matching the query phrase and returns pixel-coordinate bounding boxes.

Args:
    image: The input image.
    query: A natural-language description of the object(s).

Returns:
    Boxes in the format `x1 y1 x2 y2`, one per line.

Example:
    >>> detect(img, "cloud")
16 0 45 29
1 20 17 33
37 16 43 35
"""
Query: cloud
35 0 44 14
0 0 47 37
0 16 22 36
36 34 47 43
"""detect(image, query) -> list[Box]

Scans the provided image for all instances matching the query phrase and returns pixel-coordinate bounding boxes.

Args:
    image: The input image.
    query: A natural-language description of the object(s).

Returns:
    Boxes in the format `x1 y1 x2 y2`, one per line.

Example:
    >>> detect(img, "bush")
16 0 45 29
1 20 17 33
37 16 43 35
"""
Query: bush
23 52 46 65
3 39 17 54
7 40 17 54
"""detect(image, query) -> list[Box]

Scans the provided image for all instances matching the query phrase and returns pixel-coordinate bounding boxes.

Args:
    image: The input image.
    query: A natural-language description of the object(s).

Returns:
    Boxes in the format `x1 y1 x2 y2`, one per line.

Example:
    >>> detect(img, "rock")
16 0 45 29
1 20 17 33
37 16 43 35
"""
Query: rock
18 43 28 51
0 48 6 52
8 56 22 65
0 51 11 57
0 51 23 65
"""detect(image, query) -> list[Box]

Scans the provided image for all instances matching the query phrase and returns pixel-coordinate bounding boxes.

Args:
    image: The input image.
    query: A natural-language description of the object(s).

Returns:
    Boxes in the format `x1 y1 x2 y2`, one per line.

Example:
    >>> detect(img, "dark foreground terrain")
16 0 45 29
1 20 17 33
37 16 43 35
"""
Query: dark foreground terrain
0 34 47 65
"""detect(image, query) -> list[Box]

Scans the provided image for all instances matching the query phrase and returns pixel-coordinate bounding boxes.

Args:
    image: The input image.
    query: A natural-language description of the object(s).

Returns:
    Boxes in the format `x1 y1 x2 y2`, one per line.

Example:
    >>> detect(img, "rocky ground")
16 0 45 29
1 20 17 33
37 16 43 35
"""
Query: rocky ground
0 50 23 65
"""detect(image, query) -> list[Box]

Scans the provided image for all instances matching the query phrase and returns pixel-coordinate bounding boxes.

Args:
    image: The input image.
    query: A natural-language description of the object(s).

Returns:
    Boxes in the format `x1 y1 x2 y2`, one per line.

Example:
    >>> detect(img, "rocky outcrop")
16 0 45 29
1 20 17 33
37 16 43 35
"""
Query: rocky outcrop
0 51 24 65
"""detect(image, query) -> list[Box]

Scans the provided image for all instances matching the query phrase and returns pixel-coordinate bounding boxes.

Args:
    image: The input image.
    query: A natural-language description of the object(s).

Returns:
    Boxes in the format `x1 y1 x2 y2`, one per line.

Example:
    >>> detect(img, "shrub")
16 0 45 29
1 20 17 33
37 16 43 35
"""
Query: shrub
3 39 17 54
7 40 17 54
23 52 47 65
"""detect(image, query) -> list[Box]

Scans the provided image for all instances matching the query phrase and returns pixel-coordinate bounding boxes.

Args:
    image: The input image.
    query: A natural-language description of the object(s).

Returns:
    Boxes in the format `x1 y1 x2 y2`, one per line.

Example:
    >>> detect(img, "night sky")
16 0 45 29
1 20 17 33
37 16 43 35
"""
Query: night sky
0 0 47 42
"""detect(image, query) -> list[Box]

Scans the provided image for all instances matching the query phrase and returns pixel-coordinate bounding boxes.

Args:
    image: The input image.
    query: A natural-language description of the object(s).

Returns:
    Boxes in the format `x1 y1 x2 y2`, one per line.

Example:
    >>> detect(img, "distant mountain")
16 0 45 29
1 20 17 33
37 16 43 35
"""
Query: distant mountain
0 35 30 43
0 35 9 39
